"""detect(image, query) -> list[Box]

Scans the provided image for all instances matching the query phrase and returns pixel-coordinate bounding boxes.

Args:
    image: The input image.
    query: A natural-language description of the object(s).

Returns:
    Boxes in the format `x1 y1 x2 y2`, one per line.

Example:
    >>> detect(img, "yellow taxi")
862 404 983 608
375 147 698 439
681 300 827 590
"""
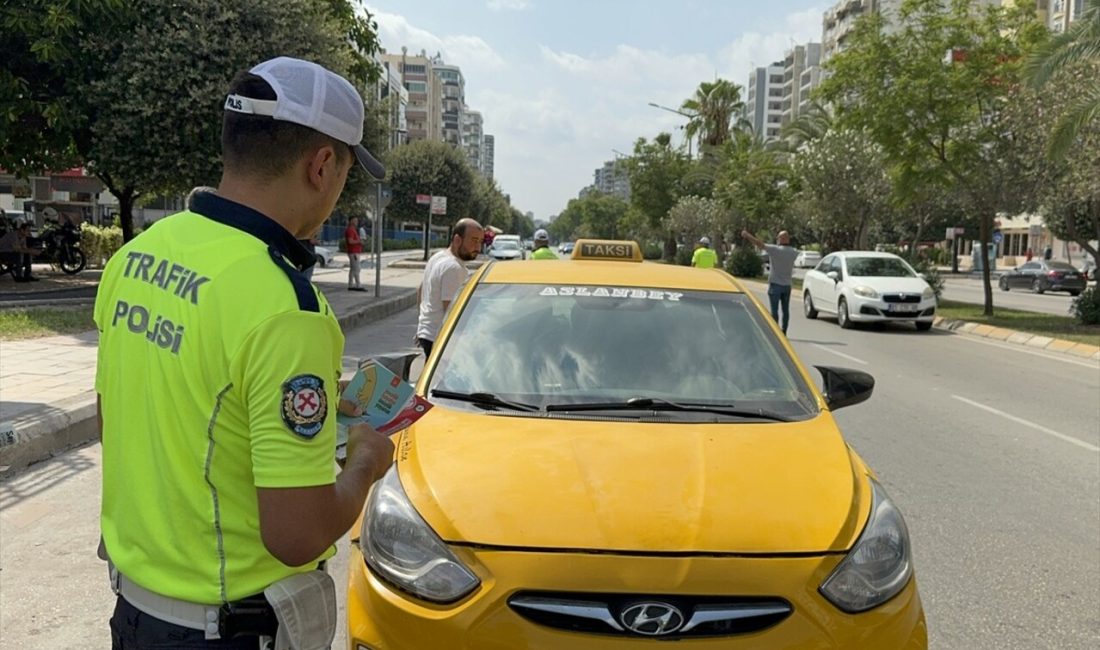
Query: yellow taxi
347 240 927 649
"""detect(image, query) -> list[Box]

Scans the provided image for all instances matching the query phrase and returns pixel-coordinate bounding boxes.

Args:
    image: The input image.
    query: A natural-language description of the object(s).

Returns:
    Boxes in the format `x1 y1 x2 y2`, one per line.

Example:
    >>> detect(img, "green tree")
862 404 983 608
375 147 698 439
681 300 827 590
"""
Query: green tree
790 126 893 250
777 101 835 153
663 196 731 263
384 139 476 258
680 79 748 153
0 0 126 174
550 192 629 241
467 175 512 230
1025 0 1100 158
623 133 692 259
716 130 794 241
1007 65 1100 266
819 0 1047 315
2 0 382 242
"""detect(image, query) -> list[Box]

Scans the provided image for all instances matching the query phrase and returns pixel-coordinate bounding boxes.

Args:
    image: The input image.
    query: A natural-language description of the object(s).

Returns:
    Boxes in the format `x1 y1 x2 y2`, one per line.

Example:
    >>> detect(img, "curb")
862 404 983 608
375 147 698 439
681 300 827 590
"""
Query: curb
932 316 1100 360
0 288 420 479
0 297 96 309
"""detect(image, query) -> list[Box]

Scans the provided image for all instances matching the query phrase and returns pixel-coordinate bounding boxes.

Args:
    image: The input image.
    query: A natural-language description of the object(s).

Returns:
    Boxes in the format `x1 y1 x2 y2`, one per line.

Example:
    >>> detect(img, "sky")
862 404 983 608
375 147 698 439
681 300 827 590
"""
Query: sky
365 1 827 220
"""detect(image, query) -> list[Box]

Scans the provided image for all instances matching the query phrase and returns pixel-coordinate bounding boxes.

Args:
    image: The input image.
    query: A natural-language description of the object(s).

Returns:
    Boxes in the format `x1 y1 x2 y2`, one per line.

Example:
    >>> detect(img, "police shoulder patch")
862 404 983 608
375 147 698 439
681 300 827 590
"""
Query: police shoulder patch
281 374 327 439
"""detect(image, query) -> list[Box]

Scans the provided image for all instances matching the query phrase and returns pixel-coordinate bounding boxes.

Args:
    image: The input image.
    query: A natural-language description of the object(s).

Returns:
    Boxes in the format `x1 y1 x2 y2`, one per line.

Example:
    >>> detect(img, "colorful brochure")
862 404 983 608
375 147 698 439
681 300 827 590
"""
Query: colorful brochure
336 358 432 437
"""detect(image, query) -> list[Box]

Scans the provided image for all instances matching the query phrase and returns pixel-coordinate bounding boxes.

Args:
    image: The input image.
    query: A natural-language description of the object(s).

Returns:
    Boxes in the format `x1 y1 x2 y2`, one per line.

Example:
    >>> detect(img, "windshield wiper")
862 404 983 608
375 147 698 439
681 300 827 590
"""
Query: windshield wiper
430 389 539 412
545 397 791 422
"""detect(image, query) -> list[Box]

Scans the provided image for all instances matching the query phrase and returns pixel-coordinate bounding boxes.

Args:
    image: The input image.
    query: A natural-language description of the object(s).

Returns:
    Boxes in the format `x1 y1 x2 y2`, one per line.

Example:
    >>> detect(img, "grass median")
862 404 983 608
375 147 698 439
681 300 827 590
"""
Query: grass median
936 300 1100 347
0 306 96 341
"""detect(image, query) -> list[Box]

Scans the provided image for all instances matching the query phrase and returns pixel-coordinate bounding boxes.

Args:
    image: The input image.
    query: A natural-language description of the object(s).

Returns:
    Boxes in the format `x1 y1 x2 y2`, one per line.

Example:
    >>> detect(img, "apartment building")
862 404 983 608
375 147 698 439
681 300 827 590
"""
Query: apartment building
781 43 823 125
745 62 786 140
593 159 631 201
482 134 495 180
381 50 442 143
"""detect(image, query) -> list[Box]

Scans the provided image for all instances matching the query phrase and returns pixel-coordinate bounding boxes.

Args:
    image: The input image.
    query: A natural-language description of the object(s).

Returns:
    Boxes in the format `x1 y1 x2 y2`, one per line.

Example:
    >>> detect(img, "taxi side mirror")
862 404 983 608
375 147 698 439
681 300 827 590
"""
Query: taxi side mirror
815 366 874 411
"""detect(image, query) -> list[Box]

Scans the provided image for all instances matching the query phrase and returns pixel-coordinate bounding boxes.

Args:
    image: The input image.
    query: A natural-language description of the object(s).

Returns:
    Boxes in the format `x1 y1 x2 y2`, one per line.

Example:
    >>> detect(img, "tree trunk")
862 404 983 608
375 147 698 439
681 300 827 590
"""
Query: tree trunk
663 231 677 262
979 212 993 316
117 189 137 242
99 174 139 242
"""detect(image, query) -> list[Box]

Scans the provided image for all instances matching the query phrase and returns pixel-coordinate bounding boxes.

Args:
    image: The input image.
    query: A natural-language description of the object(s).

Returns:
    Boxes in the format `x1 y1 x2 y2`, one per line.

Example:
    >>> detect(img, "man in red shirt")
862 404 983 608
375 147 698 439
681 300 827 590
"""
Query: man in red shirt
345 216 364 291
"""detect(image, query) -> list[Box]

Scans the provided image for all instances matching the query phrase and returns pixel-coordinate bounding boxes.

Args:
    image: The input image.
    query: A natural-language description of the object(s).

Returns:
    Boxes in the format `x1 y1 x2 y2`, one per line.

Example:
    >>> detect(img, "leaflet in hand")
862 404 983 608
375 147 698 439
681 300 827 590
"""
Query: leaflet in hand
337 358 432 436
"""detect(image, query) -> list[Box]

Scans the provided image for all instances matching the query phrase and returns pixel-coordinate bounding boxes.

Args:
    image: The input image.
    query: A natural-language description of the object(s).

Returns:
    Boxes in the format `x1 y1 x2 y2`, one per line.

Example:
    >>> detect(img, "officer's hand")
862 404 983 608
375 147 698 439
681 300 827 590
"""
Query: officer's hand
345 423 394 480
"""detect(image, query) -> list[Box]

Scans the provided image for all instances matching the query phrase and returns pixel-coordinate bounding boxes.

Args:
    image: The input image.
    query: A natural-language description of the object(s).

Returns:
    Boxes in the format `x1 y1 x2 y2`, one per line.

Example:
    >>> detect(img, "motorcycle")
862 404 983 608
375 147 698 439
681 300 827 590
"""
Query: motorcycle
34 221 86 274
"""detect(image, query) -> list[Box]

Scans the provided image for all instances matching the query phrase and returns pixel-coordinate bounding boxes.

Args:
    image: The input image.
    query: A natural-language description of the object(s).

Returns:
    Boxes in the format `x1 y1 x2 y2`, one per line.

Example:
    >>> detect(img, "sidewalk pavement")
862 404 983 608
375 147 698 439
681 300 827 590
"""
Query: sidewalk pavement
0 260 426 476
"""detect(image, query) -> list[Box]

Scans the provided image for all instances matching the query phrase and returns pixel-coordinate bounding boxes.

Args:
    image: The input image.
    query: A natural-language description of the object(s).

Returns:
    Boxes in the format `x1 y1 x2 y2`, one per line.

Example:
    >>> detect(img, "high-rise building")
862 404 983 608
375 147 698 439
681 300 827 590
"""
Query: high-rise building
461 109 484 174
1042 0 1087 32
745 62 786 140
781 43 823 125
482 134 495 179
432 58 465 149
593 160 631 201
382 49 442 143
375 53 409 150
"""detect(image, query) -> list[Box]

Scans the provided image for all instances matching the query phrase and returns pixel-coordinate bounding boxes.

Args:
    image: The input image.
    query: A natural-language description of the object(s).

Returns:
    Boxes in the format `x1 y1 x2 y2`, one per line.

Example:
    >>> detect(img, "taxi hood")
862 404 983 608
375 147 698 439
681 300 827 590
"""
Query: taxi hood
396 407 870 554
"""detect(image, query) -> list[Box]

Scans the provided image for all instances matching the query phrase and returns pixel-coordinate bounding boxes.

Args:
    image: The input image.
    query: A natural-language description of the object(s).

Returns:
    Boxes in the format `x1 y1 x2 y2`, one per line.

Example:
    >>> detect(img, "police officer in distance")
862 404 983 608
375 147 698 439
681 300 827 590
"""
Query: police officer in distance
530 229 557 260
94 57 394 649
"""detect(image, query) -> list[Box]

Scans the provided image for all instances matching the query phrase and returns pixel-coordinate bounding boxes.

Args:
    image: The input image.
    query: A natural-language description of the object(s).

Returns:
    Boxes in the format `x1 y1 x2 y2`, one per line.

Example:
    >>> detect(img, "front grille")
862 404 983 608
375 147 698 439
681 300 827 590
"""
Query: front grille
509 592 792 639
882 293 921 303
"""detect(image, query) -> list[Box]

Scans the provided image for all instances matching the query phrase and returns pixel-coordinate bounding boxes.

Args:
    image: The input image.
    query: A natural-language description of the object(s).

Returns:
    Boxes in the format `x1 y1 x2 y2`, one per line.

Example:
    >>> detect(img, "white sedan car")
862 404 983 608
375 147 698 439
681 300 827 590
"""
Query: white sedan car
802 252 936 331
314 245 335 268
795 250 821 268
488 239 524 261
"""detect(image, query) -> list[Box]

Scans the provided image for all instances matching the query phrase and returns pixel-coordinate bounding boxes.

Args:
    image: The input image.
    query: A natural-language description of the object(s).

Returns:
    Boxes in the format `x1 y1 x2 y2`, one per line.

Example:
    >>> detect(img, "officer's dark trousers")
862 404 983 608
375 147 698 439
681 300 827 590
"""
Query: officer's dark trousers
111 596 261 649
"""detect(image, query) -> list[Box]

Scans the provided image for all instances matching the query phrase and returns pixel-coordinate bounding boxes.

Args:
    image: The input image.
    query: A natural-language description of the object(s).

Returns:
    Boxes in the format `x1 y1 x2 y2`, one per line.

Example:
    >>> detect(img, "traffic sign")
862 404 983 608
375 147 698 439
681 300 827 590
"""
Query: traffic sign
992 231 1003 244
415 194 431 205
945 228 956 240
430 196 447 216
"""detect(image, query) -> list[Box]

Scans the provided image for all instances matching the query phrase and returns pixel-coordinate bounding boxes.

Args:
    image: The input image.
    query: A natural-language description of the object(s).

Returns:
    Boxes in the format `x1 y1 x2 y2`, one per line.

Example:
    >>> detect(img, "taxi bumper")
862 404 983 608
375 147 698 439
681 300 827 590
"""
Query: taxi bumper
346 545 927 650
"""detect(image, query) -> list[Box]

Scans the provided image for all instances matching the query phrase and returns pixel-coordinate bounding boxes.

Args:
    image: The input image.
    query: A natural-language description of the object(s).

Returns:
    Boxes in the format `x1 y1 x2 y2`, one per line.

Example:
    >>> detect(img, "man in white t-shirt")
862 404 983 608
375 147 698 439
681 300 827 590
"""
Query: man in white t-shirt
415 218 484 357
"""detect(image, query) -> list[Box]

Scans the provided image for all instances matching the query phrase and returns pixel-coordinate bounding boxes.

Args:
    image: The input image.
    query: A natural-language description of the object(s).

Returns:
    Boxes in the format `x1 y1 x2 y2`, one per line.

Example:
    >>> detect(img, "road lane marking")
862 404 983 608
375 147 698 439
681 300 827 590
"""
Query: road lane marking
947 334 1100 370
951 395 1100 453
810 344 868 365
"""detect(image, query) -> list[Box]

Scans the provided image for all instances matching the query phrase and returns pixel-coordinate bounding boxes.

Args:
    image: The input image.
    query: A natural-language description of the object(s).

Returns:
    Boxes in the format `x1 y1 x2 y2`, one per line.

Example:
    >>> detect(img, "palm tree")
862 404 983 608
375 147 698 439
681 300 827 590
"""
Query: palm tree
777 101 835 153
680 79 748 151
1025 0 1100 157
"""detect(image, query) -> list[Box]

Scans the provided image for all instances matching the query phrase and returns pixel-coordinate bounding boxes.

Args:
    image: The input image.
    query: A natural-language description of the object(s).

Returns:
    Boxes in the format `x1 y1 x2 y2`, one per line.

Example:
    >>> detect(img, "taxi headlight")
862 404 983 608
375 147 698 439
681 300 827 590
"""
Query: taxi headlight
853 285 879 298
819 479 912 613
921 287 935 300
359 466 480 604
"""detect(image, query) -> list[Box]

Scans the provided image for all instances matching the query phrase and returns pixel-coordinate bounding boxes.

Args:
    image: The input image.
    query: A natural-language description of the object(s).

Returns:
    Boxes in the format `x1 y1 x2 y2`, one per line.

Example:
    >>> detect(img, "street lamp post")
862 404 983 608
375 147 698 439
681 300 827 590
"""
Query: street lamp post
647 102 693 157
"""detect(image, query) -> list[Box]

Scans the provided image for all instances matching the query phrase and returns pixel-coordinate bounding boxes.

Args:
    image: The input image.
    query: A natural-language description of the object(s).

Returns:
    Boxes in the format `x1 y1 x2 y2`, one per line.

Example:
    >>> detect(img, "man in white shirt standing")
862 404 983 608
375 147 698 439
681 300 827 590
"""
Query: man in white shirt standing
416 218 484 357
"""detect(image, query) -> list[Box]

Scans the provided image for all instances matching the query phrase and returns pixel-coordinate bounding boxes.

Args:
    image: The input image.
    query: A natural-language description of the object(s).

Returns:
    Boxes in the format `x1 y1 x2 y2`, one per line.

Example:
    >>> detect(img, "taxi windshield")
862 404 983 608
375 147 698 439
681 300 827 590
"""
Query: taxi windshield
427 284 818 421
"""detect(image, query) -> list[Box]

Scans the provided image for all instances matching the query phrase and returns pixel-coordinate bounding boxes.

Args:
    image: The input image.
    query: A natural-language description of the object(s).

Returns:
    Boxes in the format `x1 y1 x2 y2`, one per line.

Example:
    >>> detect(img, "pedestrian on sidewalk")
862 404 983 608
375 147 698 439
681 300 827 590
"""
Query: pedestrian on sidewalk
346 216 365 291
530 229 557 259
0 222 42 281
691 236 718 269
742 228 798 335
415 218 483 357
93 56 394 649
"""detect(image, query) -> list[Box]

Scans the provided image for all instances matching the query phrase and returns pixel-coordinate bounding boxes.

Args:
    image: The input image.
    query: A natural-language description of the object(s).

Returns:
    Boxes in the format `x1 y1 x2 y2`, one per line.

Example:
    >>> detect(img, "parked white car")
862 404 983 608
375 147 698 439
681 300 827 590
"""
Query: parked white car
494 234 526 259
314 245 335 268
802 252 936 331
795 250 821 268
488 239 524 261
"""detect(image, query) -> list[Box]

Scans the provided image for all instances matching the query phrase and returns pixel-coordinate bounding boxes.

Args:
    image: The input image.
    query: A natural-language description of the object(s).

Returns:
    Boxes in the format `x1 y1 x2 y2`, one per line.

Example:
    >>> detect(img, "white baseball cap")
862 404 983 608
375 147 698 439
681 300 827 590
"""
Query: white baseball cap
224 57 385 179
699 236 711 245
534 229 549 241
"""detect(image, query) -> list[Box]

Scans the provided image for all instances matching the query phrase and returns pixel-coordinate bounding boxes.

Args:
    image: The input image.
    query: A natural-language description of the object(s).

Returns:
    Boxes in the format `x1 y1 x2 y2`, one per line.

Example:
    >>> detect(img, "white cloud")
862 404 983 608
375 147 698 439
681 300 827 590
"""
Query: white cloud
364 5 826 219
487 0 531 10
372 9 505 72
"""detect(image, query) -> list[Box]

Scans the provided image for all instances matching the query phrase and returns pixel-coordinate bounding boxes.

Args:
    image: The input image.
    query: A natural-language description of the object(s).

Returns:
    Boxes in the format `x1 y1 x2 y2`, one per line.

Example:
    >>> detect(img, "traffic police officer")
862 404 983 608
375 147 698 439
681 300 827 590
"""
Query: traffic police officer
530 229 557 260
691 236 718 269
95 57 394 649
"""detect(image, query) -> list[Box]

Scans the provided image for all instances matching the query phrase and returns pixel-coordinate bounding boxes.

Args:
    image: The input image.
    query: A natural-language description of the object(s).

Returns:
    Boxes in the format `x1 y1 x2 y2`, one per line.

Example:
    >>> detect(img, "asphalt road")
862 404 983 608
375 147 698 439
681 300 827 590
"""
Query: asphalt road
940 276 1082 316
1 304 1097 649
